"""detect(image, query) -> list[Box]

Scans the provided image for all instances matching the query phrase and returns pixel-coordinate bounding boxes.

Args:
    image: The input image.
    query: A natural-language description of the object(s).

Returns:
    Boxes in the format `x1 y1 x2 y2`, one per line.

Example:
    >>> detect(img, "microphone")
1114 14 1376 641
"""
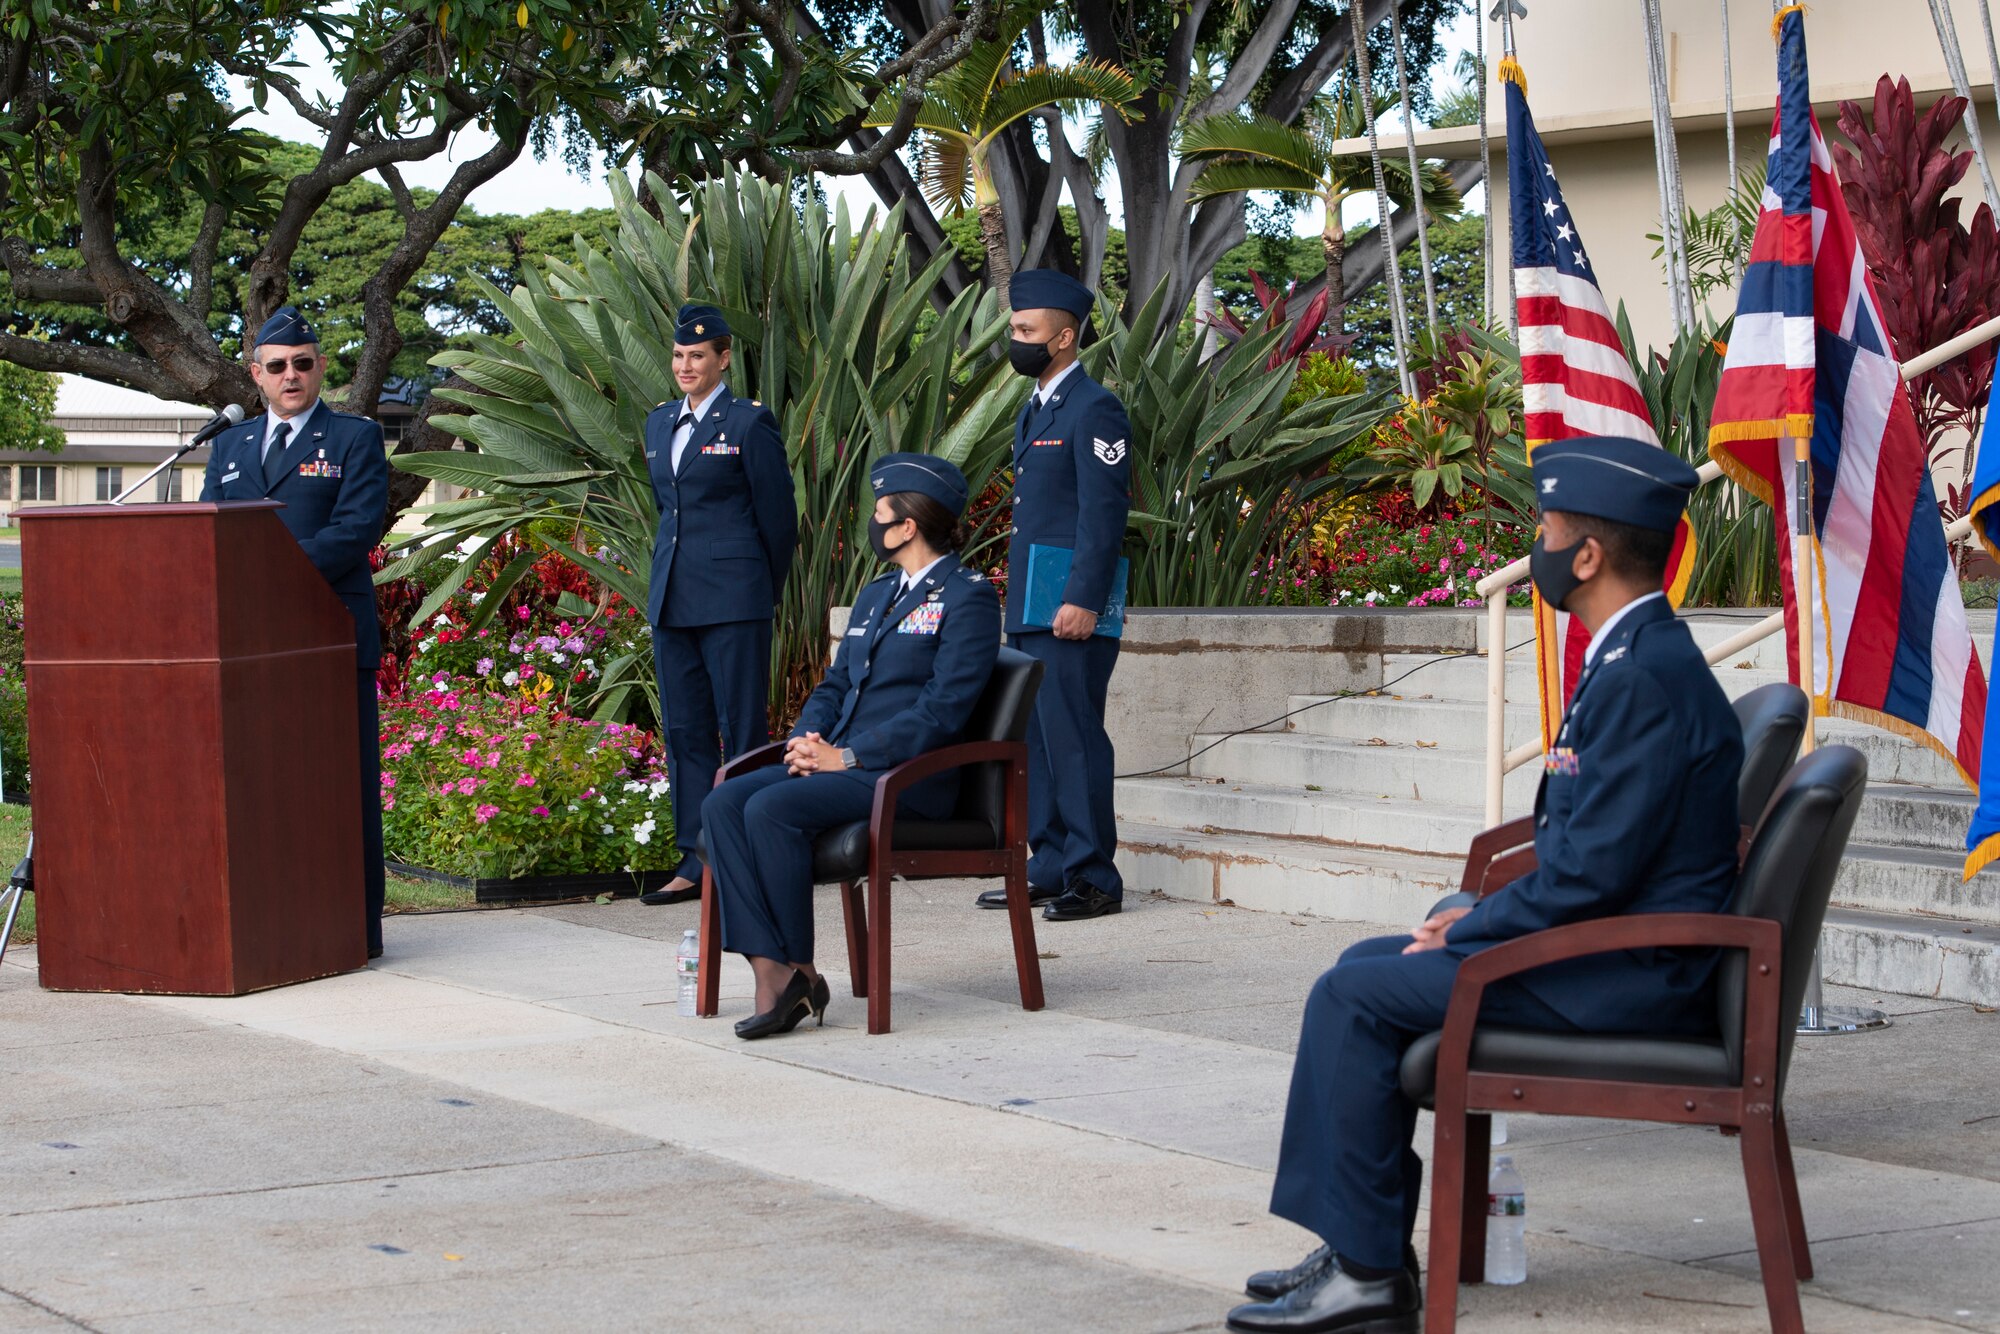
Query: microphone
188 402 248 447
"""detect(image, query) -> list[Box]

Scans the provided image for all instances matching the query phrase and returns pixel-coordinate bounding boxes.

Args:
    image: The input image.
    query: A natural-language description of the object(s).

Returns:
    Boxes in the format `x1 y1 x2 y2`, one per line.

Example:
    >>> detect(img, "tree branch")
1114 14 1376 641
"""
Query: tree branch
1264 0 1393 124
1 239 102 305
1188 0 1304 121
187 199 228 319
0 329 223 405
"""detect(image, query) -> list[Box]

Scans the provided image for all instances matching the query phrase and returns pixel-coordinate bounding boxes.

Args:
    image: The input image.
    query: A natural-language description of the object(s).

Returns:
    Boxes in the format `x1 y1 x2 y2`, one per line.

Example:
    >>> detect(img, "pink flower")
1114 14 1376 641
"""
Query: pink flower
382 795 396 811
516 773 536 787
532 805 551 817
517 605 532 620
381 772 397 789
456 777 480 796
474 803 500 823
460 748 482 766
487 751 502 768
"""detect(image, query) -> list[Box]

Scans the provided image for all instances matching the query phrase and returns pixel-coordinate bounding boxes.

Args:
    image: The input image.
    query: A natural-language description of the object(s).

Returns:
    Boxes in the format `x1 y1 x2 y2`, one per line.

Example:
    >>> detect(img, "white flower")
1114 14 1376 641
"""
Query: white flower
632 817 656 846
433 614 452 629
470 592 486 605
164 92 186 107
1387 584 1402 595
625 780 646 793
567 803 579 812
1364 591 1379 604
648 779 669 799
550 651 568 665
602 825 614 835
503 670 520 687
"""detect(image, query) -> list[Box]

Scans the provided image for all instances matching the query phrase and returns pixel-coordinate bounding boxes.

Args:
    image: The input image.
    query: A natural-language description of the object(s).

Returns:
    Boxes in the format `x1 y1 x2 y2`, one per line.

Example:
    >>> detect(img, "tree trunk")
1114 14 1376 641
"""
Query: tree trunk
973 149 1012 308
1323 216 1346 334
1193 269 1218 360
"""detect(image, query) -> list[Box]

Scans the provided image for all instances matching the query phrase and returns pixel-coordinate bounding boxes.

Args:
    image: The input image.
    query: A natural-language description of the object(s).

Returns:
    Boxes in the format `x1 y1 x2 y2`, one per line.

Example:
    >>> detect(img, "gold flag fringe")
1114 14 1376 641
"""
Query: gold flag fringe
1772 4 1809 41
1496 56 1527 94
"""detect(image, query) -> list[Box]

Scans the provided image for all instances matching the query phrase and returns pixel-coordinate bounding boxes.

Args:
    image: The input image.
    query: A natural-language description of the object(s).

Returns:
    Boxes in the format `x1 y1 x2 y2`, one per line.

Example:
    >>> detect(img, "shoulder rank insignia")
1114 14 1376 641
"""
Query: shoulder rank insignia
1093 437 1128 465
1602 646 1629 665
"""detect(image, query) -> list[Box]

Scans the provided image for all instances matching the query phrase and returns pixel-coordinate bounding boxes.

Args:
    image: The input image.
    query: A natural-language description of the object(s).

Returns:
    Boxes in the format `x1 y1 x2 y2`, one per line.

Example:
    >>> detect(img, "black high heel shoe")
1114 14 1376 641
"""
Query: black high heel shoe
735 969 814 1041
808 973 830 1027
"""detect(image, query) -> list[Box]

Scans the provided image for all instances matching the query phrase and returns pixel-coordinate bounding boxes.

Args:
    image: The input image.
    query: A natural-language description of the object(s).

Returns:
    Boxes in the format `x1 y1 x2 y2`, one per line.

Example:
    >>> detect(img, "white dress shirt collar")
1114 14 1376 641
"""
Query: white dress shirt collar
264 398 320 451
897 553 948 596
1035 359 1082 405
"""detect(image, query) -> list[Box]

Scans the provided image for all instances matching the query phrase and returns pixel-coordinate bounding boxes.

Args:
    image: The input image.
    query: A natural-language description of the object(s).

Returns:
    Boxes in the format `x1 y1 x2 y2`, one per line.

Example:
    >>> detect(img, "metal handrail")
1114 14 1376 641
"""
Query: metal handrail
1479 321 2000 824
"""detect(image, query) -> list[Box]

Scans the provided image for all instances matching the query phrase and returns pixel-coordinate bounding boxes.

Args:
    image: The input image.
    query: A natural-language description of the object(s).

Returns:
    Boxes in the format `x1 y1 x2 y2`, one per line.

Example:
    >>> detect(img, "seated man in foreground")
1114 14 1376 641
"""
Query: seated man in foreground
1228 438 1745 1334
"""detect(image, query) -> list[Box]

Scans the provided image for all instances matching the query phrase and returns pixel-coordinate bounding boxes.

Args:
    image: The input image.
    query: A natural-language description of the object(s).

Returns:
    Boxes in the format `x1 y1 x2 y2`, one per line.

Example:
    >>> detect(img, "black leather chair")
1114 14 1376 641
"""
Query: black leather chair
1456 681 1810 901
1405 744 1868 1334
696 647 1046 1034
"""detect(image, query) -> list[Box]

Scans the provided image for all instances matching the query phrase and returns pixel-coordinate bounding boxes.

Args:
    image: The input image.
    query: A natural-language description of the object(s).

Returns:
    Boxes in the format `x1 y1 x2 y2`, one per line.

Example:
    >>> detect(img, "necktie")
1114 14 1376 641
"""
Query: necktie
672 412 695 472
263 421 292 487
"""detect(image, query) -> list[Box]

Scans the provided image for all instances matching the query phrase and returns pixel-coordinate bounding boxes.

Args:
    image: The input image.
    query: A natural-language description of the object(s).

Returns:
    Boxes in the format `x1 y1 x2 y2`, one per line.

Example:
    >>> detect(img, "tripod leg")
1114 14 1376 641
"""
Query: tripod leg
0 883 21 972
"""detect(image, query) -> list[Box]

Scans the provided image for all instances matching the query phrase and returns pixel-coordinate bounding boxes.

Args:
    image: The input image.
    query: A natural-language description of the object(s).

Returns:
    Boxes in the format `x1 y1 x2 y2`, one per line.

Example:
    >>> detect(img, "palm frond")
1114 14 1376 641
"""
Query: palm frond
919 134 974 215
1187 158 1323 204
862 86 971 137
1180 112 1324 173
977 61 1140 137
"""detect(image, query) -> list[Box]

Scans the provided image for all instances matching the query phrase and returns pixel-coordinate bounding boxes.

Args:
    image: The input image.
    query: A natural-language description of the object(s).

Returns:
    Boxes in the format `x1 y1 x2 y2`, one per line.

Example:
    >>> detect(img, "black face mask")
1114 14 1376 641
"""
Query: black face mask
1008 336 1057 378
1529 534 1591 611
868 515 909 562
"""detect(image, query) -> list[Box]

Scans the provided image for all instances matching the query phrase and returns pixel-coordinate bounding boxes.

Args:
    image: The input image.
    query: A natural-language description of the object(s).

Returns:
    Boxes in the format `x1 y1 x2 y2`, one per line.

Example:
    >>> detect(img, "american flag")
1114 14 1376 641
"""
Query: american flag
1506 61 1691 749
1709 6 1984 789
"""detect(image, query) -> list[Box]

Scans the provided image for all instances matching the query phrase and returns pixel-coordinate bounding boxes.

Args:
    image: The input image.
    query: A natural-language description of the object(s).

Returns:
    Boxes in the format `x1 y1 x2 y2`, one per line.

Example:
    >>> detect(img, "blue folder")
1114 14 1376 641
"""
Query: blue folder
1022 543 1127 639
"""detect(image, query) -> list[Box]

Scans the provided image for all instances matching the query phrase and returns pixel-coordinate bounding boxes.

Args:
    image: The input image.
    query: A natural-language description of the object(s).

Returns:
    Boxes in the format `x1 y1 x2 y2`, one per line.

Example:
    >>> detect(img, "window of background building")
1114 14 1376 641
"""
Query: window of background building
0 469 11 501
154 467 184 502
20 466 55 502
94 466 124 502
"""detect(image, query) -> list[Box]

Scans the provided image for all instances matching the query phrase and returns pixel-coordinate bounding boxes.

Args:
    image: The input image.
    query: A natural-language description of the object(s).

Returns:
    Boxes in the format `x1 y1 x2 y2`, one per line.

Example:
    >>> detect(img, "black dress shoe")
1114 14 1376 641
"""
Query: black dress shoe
974 882 1062 910
1041 881 1121 921
638 881 700 906
808 973 830 1024
1247 1244 1421 1302
367 944 383 960
1225 1262 1419 1333
734 969 815 1040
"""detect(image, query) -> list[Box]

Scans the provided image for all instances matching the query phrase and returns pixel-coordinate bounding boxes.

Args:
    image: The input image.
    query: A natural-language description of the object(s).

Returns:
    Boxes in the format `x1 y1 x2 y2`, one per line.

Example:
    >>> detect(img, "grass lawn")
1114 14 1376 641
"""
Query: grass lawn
1 803 474 946
0 570 20 595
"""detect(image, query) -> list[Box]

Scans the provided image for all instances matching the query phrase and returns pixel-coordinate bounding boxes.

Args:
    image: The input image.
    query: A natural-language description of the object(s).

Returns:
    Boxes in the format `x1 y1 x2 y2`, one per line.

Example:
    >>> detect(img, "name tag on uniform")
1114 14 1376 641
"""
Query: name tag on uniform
897 603 944 635
1031 438 1063 448
645 450 657 459
298 460 342 478
1544 748 1580 776
701 443 740 455
221 471 240 483
846 624 868 636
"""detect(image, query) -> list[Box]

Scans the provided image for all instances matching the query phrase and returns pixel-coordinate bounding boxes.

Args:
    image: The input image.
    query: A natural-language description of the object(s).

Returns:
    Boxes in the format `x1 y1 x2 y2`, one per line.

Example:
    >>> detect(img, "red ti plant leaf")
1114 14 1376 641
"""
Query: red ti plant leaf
1832 74 2000 525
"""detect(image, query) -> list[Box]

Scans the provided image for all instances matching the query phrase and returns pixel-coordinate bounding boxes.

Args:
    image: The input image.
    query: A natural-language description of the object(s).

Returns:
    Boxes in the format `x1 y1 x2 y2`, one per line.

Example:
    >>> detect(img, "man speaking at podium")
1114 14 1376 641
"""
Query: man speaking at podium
200 307 391 959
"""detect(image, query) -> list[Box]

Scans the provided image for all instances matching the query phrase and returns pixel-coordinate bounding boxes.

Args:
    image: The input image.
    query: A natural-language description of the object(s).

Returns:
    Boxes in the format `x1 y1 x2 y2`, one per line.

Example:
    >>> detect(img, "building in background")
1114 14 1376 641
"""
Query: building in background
16 375 435 527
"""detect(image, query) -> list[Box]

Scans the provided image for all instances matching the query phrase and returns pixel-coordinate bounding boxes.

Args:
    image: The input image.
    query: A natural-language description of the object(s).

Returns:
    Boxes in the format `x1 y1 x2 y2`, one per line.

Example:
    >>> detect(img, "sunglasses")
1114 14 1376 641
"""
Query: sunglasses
259 355 318 375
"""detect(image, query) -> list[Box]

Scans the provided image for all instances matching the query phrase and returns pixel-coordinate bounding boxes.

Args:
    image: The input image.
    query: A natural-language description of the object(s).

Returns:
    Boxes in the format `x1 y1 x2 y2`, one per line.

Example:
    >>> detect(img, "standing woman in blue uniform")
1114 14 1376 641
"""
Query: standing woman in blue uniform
703 455 1001 1038
200 307 390 957
972 269 1131 923
638 304 797 906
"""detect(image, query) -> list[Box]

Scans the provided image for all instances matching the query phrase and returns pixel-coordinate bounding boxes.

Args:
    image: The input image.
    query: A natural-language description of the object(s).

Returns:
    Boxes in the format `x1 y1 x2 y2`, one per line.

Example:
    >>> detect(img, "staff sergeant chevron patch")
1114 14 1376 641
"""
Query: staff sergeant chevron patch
1093 437 1127 465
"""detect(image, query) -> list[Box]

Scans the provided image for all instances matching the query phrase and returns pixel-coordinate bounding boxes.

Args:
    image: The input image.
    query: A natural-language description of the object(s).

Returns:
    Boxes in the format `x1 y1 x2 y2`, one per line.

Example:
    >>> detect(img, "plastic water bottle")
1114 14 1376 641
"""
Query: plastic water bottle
1491 1114 1509 1146
1486 1156 1527 1285
676 929 699 1017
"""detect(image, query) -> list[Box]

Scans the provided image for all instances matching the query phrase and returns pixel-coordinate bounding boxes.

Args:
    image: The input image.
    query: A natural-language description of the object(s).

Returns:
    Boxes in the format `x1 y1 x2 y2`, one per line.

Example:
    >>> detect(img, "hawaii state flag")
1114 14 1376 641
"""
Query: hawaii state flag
1505 57 1694 750
1961 379 2000 875
1709 5 1984 800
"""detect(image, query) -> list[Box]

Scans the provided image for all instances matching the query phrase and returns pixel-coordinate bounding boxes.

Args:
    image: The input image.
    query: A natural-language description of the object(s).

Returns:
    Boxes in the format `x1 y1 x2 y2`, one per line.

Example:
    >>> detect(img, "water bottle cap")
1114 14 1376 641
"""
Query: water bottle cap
682 928 696 940
1494 1155 1513 1166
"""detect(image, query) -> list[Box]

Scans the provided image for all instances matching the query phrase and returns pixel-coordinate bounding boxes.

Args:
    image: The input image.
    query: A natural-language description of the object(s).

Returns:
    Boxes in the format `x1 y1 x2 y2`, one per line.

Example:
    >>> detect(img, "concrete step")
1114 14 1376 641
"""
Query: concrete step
1382 650 1793 706
1832 842 2000 925
1330 672 1968 788
1852 784 1976 849
1113 820 2000 1005
1120 775 2000 926
1115 777 1489 859
1185 730 1545 808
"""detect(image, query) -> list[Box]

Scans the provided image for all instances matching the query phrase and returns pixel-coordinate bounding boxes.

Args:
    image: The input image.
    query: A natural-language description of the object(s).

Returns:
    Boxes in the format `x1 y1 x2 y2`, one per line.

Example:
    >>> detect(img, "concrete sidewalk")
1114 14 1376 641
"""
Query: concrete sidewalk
4 886 1996 1331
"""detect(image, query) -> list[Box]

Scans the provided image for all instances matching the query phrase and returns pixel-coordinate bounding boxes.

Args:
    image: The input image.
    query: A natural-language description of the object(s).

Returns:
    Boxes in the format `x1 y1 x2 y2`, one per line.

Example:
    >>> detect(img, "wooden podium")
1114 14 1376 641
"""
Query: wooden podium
20 502 366 994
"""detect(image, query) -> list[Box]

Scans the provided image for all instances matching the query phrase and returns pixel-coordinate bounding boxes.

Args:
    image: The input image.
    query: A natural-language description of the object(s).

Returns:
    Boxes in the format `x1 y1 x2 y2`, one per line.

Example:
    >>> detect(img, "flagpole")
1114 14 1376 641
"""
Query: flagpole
1787 424 1891 1036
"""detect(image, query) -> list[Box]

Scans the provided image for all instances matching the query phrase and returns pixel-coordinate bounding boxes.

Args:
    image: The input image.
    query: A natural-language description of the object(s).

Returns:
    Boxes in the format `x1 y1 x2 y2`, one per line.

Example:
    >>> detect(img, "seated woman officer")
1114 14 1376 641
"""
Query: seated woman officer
702 453 1001 1039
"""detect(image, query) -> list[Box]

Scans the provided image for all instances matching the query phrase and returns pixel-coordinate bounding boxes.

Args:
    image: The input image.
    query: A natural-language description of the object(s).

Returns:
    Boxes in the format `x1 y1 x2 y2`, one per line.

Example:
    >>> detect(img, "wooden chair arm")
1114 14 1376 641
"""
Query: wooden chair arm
870 740 1026 853
1433 914 1785 1114
1461 815 1537 898
713 740 788 787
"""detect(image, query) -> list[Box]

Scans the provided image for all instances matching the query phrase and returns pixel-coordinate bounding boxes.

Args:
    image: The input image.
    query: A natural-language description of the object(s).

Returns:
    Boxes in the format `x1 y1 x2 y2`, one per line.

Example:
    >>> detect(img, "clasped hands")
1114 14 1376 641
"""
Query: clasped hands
784 731 848 776
1403 905 1471 954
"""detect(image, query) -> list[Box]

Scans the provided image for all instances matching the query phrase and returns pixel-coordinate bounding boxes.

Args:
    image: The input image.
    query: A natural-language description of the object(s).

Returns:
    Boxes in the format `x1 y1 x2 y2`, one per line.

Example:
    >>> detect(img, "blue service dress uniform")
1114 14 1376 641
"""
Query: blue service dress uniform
1267 596 1744 1271
1006 367 1131 898
200 399 390 952
705 555 1001 964
644 385 797 883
